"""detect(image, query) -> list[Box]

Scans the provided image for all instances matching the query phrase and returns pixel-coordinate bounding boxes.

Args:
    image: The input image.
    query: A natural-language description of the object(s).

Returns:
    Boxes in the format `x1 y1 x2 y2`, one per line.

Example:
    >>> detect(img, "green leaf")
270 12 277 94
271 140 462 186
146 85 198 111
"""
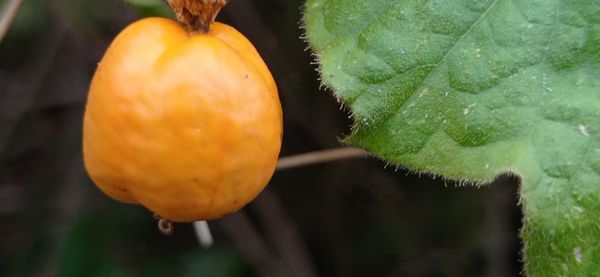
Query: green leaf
180 249 246 277
125 0 164 5
124 0 173 17
304 0 600 275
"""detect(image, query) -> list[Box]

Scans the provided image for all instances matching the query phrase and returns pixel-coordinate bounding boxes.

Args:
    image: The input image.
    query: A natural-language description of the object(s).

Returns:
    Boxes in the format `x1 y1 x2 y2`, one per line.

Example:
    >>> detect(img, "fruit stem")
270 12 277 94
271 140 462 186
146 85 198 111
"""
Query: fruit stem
166 0 230 33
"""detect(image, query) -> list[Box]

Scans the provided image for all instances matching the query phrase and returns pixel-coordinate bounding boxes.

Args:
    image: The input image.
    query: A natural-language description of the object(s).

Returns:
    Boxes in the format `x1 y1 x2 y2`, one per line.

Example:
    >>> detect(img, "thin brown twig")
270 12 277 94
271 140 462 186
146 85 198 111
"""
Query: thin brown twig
194 147 369 249
276 147 369 171
216 147 368 275
253 189 318 277
219 212 286 276
0 25 67 155
0 0 23 42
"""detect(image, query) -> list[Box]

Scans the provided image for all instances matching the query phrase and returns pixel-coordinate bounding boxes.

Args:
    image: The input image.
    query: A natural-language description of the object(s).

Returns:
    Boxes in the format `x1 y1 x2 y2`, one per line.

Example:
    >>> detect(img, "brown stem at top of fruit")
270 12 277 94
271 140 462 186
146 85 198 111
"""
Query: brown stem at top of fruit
166 0 230 33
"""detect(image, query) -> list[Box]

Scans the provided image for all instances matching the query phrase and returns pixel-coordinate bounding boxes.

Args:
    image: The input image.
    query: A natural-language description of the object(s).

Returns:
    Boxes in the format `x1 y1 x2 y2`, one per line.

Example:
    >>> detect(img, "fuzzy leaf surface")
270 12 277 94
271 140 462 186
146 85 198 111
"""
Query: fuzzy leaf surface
305 0 600 275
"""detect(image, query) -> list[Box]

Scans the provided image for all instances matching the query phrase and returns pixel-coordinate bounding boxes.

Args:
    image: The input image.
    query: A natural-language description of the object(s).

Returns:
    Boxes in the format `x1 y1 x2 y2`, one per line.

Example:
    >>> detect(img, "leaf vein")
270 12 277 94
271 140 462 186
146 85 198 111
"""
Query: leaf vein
364 0 501 126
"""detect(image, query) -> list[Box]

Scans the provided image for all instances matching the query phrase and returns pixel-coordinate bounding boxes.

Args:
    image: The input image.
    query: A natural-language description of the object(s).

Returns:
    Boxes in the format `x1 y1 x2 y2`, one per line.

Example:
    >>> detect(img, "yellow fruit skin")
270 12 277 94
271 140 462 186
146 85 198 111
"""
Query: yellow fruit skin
83 18 282 222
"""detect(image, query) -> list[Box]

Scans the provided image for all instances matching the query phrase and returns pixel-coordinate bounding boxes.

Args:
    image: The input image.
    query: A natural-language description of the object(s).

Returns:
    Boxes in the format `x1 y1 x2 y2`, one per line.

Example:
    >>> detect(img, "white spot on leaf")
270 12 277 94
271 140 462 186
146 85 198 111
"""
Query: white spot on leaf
573 247 583 263
579 124 590 136
463 103 476 115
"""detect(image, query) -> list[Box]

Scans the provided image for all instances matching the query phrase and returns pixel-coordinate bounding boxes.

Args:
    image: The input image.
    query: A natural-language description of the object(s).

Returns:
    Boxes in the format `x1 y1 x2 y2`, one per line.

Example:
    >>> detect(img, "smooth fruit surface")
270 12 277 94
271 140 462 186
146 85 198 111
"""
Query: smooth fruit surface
83 17 282 222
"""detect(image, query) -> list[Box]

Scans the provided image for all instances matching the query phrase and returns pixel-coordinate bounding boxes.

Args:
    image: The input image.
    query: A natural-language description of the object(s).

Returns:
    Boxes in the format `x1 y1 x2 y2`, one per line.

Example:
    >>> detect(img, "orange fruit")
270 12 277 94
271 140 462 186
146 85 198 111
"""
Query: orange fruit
83 17 282 222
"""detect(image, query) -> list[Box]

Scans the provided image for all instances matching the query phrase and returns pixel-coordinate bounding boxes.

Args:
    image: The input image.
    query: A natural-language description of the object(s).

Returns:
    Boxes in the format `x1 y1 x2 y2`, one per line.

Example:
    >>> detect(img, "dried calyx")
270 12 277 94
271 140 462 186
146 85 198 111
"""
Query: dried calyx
167 0 230 33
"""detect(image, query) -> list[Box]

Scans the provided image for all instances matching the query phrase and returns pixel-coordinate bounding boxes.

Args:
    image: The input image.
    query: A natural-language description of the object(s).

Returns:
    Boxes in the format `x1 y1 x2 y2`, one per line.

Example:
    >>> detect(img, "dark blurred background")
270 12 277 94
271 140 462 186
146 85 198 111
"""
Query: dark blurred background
0 0 523 276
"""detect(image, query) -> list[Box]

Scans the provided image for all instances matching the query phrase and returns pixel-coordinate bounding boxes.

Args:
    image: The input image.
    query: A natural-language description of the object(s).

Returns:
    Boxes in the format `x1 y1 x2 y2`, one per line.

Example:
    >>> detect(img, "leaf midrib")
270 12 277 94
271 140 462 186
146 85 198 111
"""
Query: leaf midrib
348 0 501 126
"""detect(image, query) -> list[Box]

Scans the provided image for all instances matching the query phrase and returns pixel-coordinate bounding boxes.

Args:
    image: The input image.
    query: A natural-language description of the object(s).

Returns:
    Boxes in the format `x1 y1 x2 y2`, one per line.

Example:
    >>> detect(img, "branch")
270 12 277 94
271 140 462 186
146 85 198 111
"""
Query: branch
193 147 369 250
0 0 23 43
276 147 369 171
218 211 286 276
252 189 318 277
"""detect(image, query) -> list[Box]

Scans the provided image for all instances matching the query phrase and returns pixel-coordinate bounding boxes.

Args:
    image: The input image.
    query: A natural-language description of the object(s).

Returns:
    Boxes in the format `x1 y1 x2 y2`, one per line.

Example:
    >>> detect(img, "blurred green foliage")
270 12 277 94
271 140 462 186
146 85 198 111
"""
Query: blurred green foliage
54 204 246 277
124 0 173 17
